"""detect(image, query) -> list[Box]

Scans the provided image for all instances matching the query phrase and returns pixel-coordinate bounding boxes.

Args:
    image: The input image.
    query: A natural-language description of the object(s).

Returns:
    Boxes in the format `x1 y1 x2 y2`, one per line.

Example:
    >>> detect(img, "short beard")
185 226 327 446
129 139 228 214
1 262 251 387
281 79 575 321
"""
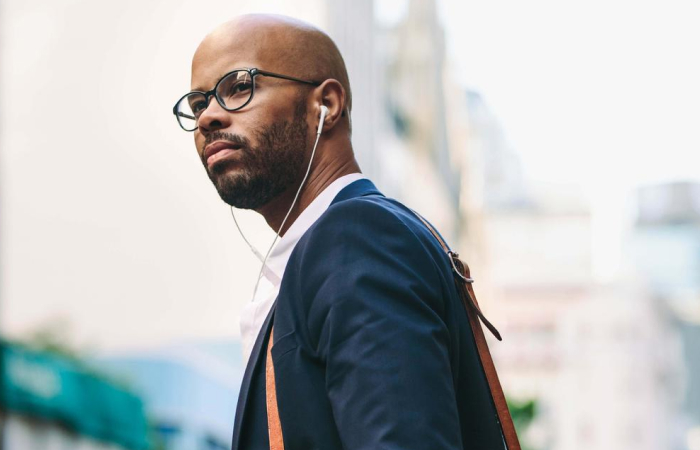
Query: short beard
203 101 308 210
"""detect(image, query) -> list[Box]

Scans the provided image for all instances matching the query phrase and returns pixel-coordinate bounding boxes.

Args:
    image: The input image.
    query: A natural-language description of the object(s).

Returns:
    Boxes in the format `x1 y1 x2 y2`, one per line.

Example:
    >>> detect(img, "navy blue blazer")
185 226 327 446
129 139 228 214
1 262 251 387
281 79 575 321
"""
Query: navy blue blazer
231 179 504 450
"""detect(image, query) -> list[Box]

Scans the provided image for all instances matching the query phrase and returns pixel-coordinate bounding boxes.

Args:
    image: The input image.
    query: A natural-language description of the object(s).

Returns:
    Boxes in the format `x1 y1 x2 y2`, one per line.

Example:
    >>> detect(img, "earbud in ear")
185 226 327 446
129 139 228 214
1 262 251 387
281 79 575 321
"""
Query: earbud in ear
317 105 329 135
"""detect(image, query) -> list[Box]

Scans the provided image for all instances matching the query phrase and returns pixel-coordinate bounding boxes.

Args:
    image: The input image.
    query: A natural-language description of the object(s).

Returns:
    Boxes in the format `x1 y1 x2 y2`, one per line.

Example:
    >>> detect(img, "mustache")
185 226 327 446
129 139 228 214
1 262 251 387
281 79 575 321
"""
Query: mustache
204 130 251 149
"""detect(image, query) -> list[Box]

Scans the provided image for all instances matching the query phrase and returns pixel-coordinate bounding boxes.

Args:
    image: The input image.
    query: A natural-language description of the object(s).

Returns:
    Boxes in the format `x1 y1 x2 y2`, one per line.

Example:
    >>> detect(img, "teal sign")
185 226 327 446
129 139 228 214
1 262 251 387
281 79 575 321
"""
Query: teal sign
0 341 149 449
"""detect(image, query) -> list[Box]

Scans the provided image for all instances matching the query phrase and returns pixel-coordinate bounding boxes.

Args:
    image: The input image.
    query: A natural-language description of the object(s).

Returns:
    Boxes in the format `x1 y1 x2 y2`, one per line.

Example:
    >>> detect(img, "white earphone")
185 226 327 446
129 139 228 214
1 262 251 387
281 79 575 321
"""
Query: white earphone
318 105 329 135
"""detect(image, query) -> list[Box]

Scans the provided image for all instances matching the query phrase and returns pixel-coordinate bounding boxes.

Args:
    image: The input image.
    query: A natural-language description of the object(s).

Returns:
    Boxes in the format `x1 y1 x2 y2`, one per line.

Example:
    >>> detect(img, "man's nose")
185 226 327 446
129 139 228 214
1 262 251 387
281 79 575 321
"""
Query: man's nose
197 97 231 133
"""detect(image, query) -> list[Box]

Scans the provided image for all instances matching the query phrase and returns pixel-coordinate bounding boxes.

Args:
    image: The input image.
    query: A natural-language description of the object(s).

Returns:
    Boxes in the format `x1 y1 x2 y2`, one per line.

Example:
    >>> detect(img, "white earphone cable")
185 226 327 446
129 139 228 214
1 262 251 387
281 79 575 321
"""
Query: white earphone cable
229 206 266 263
230 125 324 301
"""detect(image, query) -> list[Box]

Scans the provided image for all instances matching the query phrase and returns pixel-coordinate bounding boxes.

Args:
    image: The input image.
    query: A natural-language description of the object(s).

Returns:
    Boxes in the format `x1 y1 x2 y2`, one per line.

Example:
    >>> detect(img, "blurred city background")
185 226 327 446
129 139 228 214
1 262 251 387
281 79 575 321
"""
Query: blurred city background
1 0 699 449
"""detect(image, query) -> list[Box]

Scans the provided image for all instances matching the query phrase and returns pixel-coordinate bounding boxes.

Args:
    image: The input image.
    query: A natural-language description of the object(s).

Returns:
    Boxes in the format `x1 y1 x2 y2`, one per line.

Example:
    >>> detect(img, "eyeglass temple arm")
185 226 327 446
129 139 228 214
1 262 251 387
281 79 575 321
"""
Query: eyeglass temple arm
254 69 321 86
176 111 196 120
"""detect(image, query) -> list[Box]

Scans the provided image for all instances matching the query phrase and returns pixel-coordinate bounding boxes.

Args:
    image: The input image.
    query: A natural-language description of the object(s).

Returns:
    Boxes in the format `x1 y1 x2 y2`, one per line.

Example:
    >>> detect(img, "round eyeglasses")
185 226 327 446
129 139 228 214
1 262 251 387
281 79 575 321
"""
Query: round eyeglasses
173 68 321 132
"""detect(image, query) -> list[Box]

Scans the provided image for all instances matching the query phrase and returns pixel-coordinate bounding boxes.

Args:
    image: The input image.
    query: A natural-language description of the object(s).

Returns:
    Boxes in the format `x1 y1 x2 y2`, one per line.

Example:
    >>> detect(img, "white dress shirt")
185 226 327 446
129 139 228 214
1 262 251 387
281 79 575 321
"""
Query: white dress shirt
239 173 365 364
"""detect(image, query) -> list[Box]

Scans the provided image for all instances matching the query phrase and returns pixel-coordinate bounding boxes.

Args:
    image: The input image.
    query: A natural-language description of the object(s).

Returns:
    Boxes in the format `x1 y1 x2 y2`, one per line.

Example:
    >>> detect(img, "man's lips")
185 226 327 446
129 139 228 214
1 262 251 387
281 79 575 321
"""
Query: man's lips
204 141 242 168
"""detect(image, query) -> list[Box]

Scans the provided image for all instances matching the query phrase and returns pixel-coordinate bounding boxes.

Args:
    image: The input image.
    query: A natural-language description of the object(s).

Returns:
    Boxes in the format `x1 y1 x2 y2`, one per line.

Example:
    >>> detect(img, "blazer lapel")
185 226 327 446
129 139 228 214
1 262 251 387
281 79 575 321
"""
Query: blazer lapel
231 179 383 449
231 302 275 450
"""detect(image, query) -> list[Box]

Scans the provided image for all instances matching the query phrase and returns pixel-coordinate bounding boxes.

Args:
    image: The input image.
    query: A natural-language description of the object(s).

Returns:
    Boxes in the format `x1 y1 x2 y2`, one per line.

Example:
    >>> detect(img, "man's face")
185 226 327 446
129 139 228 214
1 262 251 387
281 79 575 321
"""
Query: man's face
190 37 311 210
199 95 308 210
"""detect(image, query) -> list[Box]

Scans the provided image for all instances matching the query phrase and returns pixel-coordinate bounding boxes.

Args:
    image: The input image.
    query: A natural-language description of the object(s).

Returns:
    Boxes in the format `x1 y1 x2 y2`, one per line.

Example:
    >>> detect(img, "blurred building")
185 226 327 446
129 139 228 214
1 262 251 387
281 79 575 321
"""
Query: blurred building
474 175 595 449
326 0 380 179
457 98 692 449
630 181 700 450
446 38 691 450
554 286 683 450
476 180 692 449
0 340 148 450
375 0 461 242
98 340 244 450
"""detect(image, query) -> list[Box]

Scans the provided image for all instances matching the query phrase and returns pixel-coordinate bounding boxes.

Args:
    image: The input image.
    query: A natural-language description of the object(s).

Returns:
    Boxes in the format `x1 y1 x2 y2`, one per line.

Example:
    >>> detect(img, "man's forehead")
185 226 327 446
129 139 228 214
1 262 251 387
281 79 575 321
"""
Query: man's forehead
190 17 293 91
191 39 257 91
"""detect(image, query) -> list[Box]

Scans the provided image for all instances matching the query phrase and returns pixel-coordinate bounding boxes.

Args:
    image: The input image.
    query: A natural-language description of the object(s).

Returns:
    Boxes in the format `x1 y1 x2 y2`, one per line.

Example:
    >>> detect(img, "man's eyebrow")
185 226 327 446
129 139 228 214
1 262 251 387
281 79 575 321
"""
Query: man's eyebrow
191 68 248 92
190 83 211 93
190 74 224 93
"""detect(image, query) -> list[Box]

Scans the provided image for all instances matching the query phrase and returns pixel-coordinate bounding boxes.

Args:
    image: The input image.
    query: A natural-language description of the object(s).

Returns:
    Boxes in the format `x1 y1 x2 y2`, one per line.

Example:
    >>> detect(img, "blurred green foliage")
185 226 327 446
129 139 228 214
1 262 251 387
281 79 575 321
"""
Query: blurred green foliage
508 398 538 450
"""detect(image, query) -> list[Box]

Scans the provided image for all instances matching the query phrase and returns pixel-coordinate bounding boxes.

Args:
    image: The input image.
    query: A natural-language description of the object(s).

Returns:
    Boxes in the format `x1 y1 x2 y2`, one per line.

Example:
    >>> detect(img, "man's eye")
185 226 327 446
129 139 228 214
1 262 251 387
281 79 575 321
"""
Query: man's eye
192 101 207 115
228 81 252 96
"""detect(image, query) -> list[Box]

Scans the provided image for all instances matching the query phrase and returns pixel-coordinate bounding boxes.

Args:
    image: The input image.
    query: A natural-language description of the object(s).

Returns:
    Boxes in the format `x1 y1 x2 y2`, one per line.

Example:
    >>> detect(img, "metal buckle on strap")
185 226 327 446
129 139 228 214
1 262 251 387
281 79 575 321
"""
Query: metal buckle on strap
448 251 474 283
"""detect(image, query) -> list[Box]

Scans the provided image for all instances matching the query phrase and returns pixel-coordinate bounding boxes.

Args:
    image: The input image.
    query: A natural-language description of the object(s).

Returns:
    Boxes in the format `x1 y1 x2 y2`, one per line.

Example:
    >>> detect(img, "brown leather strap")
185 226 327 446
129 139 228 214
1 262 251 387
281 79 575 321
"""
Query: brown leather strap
454 258 521 450
266 328 285 450
413 215 502 341
414 214 521 450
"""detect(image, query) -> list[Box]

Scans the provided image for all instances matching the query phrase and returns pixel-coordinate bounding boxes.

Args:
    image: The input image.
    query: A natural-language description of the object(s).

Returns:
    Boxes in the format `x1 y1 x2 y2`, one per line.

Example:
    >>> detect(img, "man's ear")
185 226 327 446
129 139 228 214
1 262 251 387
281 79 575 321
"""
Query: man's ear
313 79 346 133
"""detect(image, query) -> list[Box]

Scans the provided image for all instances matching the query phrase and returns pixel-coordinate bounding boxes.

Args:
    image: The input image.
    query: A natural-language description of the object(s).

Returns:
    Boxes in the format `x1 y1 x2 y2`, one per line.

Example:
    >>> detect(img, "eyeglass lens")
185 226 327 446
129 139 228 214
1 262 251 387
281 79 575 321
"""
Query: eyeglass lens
175 70 253 131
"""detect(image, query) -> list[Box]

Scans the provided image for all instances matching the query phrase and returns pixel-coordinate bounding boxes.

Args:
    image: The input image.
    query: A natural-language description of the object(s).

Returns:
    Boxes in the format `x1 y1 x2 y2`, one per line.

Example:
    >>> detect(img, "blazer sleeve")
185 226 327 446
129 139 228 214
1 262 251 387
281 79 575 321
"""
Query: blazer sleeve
296 198 464 450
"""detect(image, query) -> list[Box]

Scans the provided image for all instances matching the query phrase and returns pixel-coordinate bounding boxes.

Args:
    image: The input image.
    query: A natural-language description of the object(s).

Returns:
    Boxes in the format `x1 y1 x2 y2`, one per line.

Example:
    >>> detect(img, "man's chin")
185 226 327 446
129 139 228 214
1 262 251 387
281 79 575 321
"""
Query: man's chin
212 174 270 210
208 162 248 189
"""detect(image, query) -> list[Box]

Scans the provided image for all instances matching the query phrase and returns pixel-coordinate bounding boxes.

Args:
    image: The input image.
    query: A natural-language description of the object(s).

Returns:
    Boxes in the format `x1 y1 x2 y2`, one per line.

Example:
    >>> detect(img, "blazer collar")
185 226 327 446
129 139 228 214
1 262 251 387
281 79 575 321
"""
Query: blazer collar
331 178 383 205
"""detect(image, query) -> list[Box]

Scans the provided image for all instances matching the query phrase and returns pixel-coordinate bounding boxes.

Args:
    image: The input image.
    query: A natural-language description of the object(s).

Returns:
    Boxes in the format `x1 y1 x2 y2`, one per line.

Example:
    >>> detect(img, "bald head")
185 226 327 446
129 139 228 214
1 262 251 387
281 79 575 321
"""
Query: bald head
193 14 352 115
184 14 361 228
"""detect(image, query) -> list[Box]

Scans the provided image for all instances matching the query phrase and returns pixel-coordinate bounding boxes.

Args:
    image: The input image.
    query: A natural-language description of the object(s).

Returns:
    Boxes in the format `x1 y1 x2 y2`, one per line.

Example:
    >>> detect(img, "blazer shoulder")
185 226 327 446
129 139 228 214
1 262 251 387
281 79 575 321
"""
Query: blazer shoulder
311 194 429 242
293 194 449 284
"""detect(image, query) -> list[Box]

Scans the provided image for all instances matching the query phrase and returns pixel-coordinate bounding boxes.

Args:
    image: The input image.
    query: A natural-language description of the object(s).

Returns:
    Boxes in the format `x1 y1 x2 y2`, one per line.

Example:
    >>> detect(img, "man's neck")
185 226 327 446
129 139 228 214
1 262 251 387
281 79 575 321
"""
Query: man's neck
256 157 361 236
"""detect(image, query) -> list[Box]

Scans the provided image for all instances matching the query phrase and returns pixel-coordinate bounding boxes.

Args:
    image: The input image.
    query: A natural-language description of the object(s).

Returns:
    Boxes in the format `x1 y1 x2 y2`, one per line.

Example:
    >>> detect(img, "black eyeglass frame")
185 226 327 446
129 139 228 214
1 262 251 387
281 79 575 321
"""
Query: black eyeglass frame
172 68 322 131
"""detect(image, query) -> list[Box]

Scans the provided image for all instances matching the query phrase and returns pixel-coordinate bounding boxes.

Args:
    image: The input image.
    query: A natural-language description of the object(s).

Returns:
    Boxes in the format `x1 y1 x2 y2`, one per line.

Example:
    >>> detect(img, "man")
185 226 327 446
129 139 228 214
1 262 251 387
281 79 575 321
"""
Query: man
174 14 505 450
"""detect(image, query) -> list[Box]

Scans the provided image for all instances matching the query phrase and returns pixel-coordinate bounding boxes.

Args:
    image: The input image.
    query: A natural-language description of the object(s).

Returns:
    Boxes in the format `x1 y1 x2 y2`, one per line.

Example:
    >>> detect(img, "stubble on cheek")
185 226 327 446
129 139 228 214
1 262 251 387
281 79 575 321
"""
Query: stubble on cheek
200 99 309 210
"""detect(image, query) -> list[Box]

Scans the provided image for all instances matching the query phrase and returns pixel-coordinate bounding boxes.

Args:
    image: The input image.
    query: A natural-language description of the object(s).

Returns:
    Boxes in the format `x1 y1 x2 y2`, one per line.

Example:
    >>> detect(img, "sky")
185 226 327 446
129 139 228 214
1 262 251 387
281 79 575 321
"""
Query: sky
380 0 700 189
1 0 699 351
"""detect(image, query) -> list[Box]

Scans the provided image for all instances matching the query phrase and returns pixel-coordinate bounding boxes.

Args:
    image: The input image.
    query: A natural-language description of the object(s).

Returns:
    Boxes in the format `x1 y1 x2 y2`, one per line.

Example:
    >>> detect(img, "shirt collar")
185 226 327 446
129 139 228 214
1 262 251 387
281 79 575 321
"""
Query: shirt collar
261 173 365 286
